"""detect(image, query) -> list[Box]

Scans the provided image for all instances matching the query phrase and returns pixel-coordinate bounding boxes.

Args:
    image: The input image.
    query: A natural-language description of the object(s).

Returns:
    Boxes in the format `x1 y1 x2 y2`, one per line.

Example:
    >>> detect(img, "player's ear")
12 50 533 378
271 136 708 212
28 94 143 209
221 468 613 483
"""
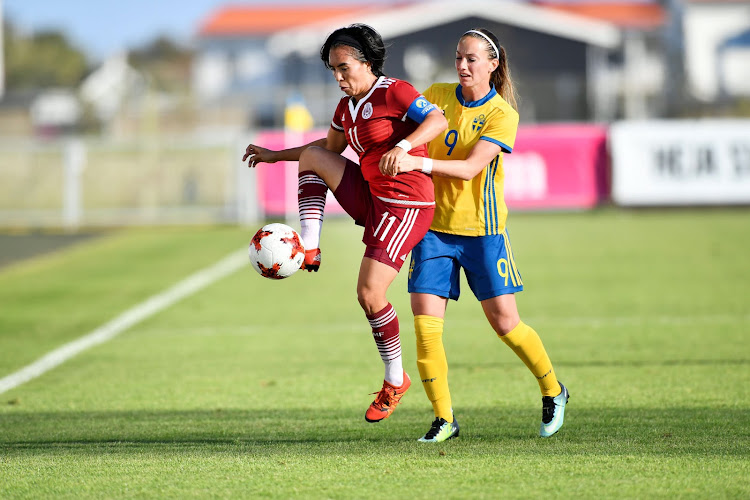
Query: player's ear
489 58 499 74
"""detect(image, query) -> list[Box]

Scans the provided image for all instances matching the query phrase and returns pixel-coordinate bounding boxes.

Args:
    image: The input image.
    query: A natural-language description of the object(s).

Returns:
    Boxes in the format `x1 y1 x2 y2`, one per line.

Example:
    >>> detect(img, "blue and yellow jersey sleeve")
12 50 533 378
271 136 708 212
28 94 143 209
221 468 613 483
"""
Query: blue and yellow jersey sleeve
424 83 519 236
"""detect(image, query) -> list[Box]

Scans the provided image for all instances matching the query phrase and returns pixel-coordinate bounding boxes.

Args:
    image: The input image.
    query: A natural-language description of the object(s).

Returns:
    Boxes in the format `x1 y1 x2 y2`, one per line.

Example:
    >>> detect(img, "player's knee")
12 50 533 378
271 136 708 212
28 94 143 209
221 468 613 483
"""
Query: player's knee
495 316 521 336
356 286 383 316
299 146 325 171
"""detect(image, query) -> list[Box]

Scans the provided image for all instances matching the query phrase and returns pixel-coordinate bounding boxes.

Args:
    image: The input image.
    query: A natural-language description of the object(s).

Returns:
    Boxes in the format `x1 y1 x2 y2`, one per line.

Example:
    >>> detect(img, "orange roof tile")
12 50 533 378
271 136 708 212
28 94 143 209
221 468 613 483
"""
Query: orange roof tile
198 5 372 36
536 2 667 29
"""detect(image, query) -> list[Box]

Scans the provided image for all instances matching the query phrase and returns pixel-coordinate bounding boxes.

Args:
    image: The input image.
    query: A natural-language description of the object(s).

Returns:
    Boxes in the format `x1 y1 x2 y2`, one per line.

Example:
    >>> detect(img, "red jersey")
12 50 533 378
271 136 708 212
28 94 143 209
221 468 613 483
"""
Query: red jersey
331 76 435 206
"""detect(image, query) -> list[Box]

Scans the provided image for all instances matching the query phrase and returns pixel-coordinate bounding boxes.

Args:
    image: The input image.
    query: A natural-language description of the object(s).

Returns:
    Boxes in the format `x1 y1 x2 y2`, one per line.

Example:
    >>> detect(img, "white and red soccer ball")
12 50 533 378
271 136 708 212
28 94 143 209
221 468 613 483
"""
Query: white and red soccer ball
249 223 306 279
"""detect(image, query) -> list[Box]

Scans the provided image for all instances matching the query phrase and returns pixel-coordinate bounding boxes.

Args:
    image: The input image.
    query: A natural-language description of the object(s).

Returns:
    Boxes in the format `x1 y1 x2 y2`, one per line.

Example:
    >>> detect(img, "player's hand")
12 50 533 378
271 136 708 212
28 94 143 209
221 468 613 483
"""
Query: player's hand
394 154 421 174
243 144 276 168
379 146 409 177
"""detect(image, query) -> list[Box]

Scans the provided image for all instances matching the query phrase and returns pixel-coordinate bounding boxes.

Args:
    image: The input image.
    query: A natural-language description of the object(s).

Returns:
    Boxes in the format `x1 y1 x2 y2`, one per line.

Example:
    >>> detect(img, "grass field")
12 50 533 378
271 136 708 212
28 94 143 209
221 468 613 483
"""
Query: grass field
1 209 748 498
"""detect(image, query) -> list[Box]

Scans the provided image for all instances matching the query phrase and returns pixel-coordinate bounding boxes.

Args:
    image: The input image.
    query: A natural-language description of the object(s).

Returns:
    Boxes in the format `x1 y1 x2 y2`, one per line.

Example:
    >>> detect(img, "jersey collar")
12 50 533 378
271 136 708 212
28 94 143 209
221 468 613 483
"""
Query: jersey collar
348 75 385 121
455 83 497 108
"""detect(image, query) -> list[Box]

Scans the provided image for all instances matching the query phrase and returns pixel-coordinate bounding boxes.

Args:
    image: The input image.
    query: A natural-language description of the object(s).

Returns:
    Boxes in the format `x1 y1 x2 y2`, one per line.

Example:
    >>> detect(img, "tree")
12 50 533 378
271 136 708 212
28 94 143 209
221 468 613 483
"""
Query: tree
128 35 193 93
4 20 89 90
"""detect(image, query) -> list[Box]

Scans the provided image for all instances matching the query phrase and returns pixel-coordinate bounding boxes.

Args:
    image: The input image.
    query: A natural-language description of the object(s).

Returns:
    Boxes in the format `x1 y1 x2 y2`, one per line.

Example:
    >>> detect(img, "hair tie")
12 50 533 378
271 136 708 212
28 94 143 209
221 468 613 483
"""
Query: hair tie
463 30 499 59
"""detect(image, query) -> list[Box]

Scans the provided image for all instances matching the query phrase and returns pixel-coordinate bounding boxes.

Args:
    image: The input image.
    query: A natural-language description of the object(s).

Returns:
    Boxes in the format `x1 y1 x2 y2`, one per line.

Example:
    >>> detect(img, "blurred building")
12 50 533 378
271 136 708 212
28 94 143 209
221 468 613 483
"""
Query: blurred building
79 53 146 128
193 4 369 127
191 0 688 126
29 89 81 136
683 0 750 102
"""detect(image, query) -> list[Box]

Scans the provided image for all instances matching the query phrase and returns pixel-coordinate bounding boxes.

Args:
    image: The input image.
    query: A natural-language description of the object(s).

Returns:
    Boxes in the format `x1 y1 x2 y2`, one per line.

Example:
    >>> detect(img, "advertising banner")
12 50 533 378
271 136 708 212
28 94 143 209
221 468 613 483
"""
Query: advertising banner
610 120 750 206
506 124 609 210
253 130 349 216
254 124 610 216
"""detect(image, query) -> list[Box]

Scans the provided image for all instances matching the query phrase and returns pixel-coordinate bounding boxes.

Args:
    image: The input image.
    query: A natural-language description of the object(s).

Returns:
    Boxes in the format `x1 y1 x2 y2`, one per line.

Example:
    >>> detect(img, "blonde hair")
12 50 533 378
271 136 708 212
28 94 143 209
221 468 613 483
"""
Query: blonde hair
462 28 518 110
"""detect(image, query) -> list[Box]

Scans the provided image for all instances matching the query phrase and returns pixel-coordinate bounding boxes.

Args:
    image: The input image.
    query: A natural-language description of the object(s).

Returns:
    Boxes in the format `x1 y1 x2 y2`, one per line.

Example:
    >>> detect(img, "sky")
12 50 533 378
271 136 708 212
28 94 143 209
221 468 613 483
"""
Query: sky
3 0 383 63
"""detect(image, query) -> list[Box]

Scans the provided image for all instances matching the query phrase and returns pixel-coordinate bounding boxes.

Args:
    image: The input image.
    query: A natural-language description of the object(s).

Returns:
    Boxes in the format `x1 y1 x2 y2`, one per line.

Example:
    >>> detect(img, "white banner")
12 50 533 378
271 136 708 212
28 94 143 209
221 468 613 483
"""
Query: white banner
610 120 750 205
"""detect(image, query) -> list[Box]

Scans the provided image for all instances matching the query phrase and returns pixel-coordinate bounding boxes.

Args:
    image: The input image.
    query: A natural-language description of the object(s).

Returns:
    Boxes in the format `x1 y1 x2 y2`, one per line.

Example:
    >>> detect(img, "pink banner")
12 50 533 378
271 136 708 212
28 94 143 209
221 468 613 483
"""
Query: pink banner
254 125 609 215
506 124 609 209
254 130 348 216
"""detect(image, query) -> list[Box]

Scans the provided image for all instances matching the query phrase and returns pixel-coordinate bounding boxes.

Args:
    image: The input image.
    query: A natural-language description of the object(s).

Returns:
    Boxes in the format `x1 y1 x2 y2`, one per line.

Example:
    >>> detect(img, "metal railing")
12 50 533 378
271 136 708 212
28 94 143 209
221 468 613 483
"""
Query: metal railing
0 135 260 230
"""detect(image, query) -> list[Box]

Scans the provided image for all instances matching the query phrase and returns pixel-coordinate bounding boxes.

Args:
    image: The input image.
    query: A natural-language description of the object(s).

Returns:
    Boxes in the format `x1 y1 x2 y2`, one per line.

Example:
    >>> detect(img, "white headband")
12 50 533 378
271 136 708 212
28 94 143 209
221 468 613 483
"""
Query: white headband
463 30 499 59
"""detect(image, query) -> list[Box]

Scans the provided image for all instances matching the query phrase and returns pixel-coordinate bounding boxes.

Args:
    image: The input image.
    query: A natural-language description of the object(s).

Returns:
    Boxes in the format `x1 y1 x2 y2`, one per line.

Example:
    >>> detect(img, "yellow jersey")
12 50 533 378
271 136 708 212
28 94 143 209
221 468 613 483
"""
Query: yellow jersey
423 83 519 236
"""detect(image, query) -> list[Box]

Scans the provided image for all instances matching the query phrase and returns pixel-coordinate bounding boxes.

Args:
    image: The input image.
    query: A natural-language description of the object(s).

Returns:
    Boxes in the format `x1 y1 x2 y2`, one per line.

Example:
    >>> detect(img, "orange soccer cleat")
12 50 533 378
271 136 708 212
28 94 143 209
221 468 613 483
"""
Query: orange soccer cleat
300 248 321 272
365 372 411 423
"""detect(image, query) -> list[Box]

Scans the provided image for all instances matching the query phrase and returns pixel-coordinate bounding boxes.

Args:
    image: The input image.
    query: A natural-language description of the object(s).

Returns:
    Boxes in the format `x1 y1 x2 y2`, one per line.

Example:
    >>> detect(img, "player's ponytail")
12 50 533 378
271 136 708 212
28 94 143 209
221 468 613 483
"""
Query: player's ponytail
463 28 518 111
494 44 518 111
320 24 387 77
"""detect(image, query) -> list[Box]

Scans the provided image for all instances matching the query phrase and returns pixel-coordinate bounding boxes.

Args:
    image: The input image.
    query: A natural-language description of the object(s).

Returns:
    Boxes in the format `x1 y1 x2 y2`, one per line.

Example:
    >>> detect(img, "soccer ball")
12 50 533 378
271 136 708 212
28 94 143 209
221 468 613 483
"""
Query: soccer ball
249 223 306 279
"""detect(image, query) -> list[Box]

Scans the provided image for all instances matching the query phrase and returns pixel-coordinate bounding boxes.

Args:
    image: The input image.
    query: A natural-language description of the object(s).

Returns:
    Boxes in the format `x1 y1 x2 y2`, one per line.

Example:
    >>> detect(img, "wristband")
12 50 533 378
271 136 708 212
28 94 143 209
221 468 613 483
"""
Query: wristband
422 158 433 174
395 139 412 152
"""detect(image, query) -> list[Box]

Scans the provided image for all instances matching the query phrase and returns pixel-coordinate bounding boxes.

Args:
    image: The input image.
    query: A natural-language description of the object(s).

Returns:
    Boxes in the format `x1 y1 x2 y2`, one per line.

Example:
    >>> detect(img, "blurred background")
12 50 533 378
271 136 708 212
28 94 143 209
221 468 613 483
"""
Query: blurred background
0 0 748 232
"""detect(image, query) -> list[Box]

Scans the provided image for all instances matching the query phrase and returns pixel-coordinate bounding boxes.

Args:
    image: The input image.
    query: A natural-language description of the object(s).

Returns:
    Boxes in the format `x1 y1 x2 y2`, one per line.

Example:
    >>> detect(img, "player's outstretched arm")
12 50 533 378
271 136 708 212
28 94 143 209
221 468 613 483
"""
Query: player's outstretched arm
243 128 347 168
243 138 324 168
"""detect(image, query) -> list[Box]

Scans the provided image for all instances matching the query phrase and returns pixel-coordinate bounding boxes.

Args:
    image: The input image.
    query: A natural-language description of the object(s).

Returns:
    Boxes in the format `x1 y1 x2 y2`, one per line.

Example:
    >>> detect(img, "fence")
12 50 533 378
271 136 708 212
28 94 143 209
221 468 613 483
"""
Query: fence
0 135 260 230
3 120 748 231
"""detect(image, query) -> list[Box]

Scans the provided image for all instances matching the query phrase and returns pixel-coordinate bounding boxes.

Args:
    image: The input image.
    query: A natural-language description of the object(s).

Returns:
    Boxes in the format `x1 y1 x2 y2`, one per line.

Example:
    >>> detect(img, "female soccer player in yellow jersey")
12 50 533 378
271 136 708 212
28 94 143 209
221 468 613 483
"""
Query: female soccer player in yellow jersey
386 28 569 442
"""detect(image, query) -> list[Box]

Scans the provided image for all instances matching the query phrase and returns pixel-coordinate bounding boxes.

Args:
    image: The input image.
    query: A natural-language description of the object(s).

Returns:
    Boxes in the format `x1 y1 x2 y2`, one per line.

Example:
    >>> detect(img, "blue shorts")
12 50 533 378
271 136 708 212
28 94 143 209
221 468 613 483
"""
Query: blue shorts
407 229 524 301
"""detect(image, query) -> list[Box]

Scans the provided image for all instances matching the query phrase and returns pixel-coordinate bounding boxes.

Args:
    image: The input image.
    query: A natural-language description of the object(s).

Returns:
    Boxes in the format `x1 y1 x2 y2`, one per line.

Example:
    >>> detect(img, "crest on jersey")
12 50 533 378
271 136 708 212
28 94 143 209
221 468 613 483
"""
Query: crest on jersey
362 102 373 119
472 114 486 132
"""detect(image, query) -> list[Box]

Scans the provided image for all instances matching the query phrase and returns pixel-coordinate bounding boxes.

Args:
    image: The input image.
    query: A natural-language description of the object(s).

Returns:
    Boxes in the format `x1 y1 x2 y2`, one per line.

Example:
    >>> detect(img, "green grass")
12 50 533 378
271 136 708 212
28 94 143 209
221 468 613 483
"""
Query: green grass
1 209 749 498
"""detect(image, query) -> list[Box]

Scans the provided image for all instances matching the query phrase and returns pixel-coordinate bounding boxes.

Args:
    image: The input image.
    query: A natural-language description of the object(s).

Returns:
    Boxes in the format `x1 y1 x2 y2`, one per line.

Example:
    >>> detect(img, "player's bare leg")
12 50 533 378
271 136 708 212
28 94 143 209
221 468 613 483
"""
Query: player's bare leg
297 147 346 271
357 257 411 422
483 294 569 437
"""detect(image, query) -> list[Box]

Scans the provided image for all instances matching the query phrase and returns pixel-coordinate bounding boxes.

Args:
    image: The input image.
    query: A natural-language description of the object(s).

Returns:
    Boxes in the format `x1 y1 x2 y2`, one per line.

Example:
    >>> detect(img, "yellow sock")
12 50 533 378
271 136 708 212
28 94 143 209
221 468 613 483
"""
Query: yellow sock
500 321 560 397
414 315 453 422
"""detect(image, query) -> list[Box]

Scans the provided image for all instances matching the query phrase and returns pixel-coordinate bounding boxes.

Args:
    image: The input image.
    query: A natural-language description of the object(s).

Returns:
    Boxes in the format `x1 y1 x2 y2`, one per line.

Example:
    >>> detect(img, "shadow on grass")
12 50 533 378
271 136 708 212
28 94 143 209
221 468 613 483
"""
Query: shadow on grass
0 232 105 269
1 406 747 458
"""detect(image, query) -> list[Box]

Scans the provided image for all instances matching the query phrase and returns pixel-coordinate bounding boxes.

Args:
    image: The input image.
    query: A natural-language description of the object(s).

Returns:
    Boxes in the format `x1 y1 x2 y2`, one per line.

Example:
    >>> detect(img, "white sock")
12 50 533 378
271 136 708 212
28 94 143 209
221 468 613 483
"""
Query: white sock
299 220 322 251
384 359 404 387
298 172 327 250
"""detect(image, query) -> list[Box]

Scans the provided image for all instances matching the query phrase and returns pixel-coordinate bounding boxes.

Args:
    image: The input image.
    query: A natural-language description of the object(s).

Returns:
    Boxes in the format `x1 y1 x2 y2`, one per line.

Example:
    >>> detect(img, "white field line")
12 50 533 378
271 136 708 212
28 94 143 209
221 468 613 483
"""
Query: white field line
0 249 248 395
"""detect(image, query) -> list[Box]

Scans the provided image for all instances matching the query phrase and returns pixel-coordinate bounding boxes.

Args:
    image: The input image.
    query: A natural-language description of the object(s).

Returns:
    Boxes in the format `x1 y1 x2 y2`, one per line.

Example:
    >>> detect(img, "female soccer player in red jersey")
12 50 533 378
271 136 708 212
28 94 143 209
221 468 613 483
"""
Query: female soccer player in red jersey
388 28 569 442
243 24 448 423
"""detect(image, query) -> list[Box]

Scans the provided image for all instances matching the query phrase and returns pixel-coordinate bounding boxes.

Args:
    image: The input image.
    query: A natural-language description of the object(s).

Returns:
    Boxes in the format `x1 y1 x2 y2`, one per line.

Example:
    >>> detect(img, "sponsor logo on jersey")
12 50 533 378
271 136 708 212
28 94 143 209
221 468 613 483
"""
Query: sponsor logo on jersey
472 114 486 132
362 102 373 119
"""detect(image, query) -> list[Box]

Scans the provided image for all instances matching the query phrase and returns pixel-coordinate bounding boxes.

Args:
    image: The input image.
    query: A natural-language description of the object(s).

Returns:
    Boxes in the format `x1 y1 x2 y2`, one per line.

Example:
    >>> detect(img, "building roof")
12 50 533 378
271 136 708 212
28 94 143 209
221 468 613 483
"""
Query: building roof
684 0 750 4
535 2 667 30
264 0 623 56
198 4 374 36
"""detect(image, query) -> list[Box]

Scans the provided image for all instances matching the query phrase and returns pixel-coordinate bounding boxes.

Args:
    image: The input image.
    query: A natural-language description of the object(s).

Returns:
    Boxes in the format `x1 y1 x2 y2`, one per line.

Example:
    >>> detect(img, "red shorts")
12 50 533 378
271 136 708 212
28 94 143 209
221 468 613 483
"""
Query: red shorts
333 160 434 271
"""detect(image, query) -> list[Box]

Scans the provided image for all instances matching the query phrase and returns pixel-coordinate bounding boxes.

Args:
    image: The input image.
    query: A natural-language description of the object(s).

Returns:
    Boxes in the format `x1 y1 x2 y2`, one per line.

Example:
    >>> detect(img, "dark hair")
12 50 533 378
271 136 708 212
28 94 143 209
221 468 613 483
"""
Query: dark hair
320 24 386 77
462 28 518 110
